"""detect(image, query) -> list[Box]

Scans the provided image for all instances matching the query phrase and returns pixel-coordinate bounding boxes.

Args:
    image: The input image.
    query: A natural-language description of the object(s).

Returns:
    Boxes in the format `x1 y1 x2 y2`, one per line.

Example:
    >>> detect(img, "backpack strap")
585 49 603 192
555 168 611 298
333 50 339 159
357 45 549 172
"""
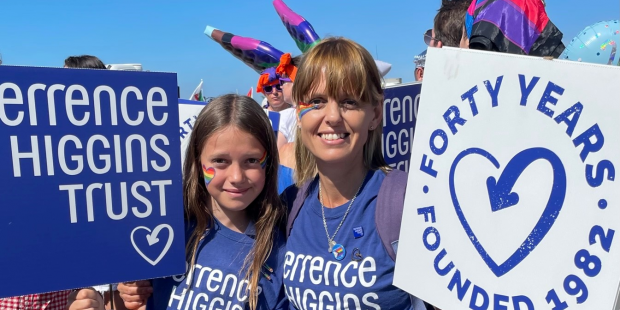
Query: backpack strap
285 180 312 238
375 169 408 261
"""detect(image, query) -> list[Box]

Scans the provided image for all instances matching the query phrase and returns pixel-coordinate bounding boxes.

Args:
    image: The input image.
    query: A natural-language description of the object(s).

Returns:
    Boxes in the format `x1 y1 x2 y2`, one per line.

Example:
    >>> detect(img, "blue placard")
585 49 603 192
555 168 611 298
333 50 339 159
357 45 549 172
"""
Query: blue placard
382 83 421 172
0 65 185 298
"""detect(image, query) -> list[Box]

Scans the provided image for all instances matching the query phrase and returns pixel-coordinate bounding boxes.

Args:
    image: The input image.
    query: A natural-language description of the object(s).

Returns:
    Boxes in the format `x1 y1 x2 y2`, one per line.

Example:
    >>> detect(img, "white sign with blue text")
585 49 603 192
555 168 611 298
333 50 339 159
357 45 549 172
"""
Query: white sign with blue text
394 48 620 309
178 99 205 165
0 66 185 298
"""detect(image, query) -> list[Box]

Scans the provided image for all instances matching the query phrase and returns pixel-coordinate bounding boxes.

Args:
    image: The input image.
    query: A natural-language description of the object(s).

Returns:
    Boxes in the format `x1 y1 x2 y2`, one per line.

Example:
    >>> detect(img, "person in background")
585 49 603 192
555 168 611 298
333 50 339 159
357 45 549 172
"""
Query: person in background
258 67 289 113
426 0 470 48
275 53 302 149
274 53 302 193
257 67 297 151
63 55 107 69
414 50 427 81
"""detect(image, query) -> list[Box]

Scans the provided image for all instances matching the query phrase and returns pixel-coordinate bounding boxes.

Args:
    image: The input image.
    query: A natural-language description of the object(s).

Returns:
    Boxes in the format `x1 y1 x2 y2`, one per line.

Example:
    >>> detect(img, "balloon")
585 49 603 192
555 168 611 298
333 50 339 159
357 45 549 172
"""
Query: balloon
560 20 619 65
204 25 285 73
272 0 321 53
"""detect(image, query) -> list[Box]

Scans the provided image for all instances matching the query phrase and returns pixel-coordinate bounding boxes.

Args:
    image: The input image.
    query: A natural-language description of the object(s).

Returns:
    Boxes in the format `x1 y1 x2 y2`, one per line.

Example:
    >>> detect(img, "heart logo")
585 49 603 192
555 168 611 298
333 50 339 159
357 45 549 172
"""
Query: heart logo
449 147 566 277
131 224 174 266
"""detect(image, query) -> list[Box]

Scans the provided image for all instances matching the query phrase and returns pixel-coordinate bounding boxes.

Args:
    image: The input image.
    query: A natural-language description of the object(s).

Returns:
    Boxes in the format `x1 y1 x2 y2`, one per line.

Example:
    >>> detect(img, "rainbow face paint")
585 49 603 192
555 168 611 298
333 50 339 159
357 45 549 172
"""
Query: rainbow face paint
259 151 268 169
202 165 215 187
297 102 316 119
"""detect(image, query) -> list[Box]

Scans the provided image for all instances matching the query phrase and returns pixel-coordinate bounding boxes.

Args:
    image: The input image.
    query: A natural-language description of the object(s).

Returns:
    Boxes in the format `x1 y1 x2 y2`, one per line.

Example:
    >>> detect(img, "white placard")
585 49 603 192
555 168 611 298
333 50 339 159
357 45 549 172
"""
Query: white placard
178 101 207 167
394 47 620 310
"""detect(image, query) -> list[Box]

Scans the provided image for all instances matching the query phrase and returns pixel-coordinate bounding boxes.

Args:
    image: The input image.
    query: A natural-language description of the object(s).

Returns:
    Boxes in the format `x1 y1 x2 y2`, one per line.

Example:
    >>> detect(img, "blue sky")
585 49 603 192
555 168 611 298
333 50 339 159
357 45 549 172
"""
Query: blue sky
1 0 617 99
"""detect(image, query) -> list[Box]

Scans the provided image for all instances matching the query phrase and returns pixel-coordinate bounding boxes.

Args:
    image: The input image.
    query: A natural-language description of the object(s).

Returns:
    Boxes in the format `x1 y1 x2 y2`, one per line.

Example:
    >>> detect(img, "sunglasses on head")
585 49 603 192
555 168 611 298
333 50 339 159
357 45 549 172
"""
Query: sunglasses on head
424 29 439 46
263 84 282 94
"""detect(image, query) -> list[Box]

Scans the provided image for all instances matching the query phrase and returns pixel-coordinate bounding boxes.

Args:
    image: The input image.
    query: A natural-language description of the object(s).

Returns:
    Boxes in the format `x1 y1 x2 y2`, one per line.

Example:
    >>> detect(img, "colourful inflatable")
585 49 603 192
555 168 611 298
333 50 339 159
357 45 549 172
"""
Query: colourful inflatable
272 0 321 53
560 20 619 65
204 25 285 73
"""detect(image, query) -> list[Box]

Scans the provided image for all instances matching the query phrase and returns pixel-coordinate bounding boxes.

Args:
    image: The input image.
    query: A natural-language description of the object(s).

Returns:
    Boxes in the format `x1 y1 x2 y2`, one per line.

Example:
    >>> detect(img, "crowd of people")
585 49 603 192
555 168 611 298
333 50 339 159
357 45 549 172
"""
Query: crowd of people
2 0 618 309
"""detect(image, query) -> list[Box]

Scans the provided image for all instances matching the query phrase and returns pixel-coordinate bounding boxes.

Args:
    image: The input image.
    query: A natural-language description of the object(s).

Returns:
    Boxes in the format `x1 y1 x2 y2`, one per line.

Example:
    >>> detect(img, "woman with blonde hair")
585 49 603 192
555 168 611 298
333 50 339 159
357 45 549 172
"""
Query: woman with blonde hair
282 37 429 310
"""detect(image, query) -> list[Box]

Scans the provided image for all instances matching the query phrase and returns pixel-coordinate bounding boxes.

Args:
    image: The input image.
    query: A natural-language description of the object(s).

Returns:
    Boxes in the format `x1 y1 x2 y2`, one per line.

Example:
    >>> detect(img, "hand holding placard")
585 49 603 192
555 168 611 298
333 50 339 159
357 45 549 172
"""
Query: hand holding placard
67 288 105 310
118 281 152 310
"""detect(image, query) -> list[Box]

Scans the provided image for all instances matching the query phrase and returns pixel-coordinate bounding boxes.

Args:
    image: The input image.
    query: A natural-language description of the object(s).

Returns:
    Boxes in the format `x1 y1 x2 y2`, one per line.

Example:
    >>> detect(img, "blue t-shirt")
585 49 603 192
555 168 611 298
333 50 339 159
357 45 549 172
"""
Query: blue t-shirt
283 170 425 310
278 165 295 195
148 220 289 310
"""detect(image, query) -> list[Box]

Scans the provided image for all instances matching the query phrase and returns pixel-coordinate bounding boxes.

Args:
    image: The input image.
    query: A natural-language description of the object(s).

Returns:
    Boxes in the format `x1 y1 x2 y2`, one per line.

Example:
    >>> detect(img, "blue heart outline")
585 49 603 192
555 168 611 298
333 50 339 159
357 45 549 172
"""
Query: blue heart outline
449 147 567 277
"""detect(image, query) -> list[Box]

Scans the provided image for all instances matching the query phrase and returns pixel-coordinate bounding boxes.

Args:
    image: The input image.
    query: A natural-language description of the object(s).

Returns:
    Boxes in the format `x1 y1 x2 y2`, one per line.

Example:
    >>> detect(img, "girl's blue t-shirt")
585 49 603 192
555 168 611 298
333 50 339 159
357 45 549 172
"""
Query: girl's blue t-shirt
283 169 425 310
148 220 289 310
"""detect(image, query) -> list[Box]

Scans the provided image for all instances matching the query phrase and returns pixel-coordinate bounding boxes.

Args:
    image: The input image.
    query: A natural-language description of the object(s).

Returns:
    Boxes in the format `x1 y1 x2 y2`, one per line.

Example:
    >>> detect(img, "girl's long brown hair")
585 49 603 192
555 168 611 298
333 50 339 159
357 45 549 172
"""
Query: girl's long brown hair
182 94 285 310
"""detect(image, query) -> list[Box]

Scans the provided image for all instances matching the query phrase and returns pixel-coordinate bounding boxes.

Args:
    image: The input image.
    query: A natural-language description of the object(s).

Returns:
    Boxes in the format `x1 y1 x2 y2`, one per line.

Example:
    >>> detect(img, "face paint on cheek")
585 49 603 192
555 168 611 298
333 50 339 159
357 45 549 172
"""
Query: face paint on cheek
259 151 268 169
297 102 316 120
202 165 216 187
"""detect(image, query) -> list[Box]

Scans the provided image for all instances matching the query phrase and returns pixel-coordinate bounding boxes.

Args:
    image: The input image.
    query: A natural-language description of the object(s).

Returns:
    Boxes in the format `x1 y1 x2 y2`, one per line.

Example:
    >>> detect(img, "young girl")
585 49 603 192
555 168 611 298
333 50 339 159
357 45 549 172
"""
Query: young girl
114 94 289 310
282 37 430 310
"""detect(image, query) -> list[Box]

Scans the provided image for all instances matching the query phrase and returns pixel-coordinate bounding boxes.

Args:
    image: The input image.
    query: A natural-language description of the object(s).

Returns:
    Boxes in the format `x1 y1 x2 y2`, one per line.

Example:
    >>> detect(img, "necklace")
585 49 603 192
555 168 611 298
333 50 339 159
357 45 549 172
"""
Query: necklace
319 180 363 255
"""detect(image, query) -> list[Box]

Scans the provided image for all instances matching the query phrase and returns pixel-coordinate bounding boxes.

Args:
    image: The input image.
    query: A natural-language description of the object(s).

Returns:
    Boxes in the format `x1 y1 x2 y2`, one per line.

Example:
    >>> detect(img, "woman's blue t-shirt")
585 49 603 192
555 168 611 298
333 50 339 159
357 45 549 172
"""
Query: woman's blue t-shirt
282 170 421 310
148 220 289 310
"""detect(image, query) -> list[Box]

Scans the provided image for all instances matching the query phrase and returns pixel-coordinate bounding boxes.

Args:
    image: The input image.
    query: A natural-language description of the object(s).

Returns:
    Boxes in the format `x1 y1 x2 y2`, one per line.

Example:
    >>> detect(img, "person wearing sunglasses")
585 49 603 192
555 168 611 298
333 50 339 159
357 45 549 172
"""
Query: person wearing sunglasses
423 28 443 48
275 53 302 146
257 66 299 152
257 67 289 113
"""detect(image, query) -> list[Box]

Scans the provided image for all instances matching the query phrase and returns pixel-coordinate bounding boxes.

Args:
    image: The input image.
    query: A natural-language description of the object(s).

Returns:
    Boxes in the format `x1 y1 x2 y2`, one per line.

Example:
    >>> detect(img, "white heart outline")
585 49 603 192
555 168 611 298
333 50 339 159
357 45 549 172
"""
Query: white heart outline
131 224 174 266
